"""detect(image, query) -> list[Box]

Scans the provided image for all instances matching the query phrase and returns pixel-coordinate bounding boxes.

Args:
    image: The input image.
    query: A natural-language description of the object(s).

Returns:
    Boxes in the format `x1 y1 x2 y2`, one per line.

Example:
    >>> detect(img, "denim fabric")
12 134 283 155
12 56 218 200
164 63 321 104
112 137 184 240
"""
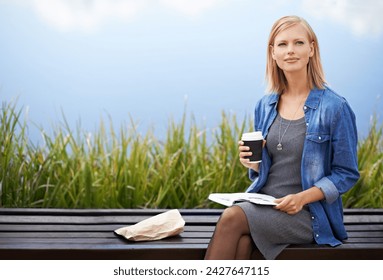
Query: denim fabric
246 86 360 246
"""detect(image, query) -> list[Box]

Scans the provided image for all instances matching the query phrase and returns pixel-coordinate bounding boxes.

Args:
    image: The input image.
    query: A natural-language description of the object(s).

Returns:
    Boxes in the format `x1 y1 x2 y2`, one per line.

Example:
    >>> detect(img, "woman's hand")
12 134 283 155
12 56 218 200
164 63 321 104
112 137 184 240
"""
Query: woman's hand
274 187 325 215
238 140 265 172
274 194 305 215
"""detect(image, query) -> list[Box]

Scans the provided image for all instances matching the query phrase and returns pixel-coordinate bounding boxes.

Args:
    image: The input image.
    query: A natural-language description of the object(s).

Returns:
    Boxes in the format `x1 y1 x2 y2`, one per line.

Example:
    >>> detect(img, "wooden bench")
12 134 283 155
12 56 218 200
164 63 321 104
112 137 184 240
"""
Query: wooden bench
0 208 382 260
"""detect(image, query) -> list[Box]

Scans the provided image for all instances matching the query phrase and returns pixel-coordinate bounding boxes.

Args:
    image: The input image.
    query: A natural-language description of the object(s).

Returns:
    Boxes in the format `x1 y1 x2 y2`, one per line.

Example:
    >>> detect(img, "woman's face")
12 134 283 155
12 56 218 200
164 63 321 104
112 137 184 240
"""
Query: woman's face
271 23 314 75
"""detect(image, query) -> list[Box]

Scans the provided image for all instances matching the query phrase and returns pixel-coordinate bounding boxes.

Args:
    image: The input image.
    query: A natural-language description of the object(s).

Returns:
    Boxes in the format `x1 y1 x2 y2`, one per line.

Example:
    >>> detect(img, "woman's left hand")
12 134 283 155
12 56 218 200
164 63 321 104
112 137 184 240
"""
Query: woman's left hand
274 194 305 215
273 187 325 215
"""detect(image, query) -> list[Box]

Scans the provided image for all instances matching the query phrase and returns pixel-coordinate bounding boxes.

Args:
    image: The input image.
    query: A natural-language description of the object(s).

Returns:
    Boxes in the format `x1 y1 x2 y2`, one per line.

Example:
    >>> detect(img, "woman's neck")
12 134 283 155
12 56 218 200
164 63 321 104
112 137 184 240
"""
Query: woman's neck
283 70 310 97
279 71 310 120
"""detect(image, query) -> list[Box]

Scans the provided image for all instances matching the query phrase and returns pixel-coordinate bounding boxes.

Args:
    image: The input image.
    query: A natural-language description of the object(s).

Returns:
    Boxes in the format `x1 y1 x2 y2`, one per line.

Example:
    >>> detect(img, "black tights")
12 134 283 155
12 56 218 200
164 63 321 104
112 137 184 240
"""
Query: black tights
204 205 254 260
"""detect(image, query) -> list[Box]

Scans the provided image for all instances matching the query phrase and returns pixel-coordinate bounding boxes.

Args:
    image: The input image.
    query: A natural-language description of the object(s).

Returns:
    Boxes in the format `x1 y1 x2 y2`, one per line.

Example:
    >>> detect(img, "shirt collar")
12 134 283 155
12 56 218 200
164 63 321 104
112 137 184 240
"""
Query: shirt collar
305 88 323 109
268 93 279 105
267 87 324 109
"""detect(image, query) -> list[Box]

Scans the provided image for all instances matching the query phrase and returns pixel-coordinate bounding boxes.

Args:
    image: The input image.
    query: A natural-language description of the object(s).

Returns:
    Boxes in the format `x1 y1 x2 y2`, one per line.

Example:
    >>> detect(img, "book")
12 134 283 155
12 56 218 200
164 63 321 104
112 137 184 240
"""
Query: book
208 192 277 207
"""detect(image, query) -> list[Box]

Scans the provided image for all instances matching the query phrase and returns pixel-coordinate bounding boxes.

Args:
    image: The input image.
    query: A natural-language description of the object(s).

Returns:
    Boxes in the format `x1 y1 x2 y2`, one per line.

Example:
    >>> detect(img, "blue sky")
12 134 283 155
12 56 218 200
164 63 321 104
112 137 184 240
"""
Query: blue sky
1 0 382 143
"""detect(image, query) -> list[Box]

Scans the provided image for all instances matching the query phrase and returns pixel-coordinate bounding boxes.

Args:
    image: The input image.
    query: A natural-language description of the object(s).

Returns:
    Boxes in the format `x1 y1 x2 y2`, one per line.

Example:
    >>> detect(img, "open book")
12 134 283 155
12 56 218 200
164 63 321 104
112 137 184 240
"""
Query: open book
208 192 277 207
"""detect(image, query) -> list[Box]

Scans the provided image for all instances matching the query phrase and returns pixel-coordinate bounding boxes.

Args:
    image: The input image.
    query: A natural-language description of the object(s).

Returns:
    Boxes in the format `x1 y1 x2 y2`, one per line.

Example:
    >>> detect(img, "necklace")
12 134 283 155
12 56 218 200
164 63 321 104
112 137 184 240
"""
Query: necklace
277 94 307 151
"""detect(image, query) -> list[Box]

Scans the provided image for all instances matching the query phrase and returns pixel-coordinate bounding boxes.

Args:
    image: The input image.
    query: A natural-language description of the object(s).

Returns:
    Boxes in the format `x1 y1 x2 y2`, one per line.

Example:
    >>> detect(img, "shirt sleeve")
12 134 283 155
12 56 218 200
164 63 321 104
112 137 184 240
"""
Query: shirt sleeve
314 100 360 204
249 168 258 181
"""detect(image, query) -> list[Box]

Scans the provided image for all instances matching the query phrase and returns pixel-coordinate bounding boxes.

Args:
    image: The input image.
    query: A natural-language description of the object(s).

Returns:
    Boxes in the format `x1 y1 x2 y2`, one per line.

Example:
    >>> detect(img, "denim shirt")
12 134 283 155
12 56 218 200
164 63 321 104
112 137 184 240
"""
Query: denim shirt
246 86 360 246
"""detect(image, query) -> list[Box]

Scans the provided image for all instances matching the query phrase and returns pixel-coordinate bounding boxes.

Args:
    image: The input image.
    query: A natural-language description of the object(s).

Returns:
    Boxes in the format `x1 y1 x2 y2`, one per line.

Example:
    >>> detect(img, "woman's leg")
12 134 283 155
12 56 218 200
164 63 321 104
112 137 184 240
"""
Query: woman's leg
235 235 254 259
204 205 252 260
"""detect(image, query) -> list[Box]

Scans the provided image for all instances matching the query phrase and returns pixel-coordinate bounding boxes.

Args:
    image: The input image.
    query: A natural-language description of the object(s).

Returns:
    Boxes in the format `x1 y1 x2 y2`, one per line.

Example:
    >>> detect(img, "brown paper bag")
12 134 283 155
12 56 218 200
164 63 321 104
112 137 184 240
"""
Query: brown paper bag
114 209 185 241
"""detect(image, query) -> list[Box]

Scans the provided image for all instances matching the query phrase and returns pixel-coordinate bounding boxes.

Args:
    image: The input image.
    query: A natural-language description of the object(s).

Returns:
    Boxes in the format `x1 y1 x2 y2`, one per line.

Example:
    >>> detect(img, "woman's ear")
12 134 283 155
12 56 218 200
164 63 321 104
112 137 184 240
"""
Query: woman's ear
270 44 276 60
309 41 315 57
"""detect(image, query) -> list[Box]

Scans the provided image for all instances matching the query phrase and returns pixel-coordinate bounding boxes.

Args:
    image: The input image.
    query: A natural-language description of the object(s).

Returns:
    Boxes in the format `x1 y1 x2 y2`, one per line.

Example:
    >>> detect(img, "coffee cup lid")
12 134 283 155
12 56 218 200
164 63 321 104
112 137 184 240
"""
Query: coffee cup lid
241 131 263 141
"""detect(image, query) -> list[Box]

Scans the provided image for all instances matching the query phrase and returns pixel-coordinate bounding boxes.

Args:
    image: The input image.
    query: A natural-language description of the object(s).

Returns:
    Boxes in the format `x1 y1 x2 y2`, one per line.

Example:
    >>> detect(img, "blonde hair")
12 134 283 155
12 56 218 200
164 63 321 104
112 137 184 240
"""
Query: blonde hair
266 15 326 94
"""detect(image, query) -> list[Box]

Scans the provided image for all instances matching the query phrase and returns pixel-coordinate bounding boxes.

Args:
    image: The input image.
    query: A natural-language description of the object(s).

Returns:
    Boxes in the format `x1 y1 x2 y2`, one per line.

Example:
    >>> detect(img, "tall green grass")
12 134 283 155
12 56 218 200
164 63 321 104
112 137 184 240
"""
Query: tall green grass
0 102 250 208
342 116 383 208
1 101 382 209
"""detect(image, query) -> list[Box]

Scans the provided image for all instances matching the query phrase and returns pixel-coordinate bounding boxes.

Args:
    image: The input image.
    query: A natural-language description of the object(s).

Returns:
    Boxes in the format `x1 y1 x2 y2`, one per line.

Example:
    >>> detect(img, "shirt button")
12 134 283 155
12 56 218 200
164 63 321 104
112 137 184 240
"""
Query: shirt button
303 106 307 110
306 122 309 126
311 216 315 220
315 234 319 238
318 136 322 140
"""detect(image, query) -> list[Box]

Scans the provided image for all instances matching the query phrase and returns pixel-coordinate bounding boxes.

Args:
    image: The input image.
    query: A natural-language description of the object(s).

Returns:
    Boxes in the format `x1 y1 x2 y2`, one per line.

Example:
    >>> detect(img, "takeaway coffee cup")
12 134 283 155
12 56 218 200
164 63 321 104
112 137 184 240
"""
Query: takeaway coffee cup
241 131 264 163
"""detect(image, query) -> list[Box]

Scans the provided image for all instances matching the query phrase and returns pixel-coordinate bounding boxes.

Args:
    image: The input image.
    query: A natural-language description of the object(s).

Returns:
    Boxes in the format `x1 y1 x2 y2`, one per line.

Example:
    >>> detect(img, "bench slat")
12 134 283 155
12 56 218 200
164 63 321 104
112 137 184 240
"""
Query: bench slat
1 212 382 224
1 230 382 239
0 215 219 225
2 224 383 233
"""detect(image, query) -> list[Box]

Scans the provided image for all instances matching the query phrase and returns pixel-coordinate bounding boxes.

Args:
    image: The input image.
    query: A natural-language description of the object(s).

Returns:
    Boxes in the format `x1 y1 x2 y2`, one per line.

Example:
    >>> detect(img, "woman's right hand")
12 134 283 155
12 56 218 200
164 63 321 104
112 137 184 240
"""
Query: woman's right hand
238 140 264 172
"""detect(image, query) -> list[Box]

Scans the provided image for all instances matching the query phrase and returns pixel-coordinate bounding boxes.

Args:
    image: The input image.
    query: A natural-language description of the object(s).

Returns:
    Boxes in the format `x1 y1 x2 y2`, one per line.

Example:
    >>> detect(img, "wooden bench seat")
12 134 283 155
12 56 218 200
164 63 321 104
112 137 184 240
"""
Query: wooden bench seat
0 208 382 260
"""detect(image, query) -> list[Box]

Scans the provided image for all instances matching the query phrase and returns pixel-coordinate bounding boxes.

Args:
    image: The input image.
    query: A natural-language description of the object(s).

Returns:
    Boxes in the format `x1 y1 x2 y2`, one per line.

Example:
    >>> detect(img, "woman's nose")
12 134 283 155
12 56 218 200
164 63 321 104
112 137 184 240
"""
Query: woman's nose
287 43 295 54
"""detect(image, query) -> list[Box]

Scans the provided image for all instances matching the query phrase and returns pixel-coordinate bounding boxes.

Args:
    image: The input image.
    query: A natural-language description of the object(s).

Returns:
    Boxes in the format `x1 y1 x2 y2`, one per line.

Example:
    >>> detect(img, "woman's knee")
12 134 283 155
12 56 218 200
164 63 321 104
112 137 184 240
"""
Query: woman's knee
216 206 249 233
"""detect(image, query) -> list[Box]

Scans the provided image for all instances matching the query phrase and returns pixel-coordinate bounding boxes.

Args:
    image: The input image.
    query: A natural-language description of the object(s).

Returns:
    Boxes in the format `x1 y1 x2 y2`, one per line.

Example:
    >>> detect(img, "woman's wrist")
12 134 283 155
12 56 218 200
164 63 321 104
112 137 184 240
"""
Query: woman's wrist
250 162 260 173
298 187 325 205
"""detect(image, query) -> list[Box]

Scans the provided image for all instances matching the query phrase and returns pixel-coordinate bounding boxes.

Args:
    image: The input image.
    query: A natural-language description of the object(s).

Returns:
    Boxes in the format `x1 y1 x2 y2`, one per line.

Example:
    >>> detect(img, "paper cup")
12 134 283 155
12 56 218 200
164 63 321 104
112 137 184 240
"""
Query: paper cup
241 132 263 163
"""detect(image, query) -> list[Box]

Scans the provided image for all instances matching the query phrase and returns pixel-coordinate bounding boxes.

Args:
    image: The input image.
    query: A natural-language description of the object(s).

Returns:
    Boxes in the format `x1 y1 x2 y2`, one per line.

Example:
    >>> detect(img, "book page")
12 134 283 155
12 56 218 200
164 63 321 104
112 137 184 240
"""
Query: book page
208 192 277 206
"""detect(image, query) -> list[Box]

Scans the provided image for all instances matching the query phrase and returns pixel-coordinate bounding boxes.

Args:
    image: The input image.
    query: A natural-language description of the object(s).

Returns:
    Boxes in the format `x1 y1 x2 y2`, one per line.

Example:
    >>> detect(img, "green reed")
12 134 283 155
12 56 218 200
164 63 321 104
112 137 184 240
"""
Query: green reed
0 102 251 208
342 115 383 208
1 101 382 209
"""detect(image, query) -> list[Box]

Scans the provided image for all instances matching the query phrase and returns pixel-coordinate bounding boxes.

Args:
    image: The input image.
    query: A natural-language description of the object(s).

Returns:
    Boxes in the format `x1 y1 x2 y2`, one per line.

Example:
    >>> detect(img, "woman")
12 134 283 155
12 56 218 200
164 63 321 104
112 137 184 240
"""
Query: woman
204 15 360 260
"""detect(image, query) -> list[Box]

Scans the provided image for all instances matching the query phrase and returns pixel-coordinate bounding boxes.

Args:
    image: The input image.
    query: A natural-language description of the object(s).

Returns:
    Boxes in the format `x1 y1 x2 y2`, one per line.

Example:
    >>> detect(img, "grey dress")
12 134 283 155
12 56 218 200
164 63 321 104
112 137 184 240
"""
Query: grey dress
236 114 314 260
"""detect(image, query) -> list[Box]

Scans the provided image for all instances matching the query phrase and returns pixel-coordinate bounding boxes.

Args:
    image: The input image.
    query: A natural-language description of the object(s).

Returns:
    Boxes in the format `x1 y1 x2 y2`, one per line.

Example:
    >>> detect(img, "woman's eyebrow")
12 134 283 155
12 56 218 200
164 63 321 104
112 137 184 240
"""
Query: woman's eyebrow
276 37 306 42
274 37 307 45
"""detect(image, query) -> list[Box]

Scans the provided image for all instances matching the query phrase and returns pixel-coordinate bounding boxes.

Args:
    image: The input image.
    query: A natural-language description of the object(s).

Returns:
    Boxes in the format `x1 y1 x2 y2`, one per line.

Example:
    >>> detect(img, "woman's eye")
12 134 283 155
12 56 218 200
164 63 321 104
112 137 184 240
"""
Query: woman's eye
296 41 304 45
277 42 286 47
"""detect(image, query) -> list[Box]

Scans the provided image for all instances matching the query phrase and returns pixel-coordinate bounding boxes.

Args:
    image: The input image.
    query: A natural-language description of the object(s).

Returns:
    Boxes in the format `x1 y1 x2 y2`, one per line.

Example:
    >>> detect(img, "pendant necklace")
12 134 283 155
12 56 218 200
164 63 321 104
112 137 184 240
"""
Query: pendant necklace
277 94 306 151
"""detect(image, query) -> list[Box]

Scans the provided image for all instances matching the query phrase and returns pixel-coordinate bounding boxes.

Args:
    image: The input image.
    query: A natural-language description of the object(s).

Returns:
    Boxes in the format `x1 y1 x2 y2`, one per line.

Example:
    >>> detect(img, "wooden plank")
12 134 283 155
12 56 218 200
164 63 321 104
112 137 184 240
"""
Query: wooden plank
2 223 382 233
341 209 383 214
0 231 383 242
0 237 380 247
276 247 383 260
346 224 383 231
0 215 220 225
0 243 382 260
0 248 208 261
0 208 223 216
0 241 210 250
0 225 218 233
0 224 138 231
347 231 383 238
0 207 381 215
344 215 383 224
0 224 217 233
0 238 212 246
0 231 214 239
0 239 381 251
0 210 381 224
342 238 383 243
0 216 380 228
0 208 380 220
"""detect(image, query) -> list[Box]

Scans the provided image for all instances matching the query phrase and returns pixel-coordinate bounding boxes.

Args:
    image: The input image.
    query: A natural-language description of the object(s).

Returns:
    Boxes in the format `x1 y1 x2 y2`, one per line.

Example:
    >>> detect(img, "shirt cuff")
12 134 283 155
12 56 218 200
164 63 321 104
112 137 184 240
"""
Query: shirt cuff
249 169 258 181
314 177 339 204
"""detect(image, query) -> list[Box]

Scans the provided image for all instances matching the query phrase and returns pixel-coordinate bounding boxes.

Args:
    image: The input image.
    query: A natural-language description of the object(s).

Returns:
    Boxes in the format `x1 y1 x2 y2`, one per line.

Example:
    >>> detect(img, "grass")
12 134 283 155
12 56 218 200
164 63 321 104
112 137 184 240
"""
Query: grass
1 101 382 209
0 102 250 208
342 115 383 208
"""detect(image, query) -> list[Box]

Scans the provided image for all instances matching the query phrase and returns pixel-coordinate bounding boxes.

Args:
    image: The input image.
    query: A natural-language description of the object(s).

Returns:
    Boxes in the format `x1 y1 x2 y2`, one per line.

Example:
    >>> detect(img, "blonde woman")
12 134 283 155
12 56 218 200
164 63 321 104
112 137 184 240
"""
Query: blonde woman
205 15 359 260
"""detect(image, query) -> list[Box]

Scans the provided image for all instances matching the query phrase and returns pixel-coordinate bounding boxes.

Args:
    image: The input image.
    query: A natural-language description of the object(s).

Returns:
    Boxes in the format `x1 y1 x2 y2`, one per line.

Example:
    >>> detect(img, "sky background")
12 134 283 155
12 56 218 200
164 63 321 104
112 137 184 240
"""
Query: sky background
1 0 383 144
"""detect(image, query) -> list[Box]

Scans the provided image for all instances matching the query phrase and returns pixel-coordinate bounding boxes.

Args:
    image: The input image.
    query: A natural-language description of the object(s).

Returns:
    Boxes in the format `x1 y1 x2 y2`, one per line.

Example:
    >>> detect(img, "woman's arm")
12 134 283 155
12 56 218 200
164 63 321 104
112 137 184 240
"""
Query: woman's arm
312 100 360 203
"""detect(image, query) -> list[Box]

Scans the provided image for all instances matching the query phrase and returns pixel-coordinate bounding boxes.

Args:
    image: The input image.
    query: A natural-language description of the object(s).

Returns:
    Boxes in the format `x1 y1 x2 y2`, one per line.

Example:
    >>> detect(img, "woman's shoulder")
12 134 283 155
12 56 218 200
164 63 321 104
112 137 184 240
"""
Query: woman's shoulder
256 92 279 107
321 85 348 106
254 93 279 118
319 85 356 117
